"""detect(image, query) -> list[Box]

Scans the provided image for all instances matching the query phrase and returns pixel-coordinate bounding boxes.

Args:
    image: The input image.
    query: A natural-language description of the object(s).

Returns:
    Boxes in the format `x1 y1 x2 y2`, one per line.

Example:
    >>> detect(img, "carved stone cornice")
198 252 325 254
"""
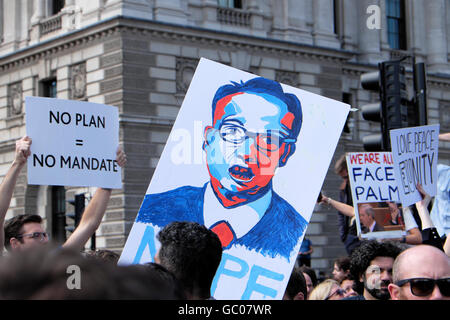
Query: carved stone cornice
1 15 449 90
0 22 123 73
0 16 354 73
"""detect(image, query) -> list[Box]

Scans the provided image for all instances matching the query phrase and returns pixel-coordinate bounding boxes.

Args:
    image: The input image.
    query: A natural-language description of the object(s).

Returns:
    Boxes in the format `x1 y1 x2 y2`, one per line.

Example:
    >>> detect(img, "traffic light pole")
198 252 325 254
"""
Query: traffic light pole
413 60 428 126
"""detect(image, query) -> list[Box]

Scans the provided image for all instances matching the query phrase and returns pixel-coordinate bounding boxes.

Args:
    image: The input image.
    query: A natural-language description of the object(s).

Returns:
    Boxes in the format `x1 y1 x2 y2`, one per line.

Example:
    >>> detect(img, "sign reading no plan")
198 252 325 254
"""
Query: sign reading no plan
25 97 121 189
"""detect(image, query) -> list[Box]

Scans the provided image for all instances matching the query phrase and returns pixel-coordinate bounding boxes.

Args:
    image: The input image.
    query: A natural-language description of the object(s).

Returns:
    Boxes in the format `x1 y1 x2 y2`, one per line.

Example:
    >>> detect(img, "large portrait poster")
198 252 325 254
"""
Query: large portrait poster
25 97 121 189
389 124 439 207
346 152 406 240
119 58 350 299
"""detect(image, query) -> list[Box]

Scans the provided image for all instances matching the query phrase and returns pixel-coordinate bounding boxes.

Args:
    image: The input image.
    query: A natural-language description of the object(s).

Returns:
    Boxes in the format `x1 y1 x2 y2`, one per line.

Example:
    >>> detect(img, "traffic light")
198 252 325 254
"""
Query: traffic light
66 193 85 233
360 60 409 151
360 69 384 151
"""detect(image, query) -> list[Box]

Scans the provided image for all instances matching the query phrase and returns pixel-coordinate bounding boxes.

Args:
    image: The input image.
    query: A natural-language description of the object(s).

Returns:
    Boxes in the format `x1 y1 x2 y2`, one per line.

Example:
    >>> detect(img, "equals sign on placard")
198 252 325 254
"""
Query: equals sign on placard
75 139 83 146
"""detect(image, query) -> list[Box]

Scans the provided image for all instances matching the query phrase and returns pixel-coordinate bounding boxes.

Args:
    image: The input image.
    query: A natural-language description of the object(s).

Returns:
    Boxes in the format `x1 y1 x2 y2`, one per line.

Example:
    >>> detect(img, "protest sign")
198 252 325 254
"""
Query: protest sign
25 96 121 189
390 124 439 207
119 58 350 299
346 151 406 239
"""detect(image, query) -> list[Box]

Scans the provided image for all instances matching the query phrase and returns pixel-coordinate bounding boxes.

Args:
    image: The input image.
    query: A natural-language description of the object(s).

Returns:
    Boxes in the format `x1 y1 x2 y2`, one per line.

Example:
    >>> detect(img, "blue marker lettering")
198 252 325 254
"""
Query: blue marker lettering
241 265 284 299
132 226 156 264
211 253 249 296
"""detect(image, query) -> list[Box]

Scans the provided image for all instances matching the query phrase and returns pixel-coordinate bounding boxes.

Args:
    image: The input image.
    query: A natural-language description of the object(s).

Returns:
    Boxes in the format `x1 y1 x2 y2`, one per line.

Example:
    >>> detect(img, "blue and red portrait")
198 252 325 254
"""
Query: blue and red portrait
136 77 307 261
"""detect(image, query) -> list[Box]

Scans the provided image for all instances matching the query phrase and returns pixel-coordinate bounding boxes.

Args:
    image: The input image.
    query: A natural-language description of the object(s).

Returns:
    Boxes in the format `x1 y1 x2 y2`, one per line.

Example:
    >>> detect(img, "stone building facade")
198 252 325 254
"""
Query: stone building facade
0 0 449 274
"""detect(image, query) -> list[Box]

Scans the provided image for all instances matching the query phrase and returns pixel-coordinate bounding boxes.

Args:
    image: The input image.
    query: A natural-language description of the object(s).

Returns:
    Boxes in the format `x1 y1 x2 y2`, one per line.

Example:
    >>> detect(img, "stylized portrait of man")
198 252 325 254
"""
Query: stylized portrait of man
136 77 307 260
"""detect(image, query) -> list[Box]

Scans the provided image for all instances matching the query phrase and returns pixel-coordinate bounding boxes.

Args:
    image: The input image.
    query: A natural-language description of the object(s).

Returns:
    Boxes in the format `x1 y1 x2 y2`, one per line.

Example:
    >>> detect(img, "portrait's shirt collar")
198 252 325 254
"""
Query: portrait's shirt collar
369 220 376 232
203 182 272 239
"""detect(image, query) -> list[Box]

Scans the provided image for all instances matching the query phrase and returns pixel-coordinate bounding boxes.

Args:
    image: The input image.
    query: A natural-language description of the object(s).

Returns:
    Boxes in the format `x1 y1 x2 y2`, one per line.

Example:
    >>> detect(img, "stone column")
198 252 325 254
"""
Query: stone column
409 0 426 57
202 0 221 29
341 0 358 51
378 0 390 60
30 0 45 25
357 0 382 63
271 0 288 37
2 0 21 50
272 0 313 44
312 0 340 48
247 0 265 36
287 0 313 44
425 0 449 73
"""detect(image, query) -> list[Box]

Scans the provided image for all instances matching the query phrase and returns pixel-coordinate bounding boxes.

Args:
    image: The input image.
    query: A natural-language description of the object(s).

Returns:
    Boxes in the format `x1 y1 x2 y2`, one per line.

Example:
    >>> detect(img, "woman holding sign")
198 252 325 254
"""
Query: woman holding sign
320 196 422 245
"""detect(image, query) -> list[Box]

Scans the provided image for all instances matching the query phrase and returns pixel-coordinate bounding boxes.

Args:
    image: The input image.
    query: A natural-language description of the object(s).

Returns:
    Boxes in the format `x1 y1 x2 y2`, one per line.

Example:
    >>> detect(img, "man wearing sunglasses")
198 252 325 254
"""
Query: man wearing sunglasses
1 136 127 253
137 77 307 260
388 245 450 300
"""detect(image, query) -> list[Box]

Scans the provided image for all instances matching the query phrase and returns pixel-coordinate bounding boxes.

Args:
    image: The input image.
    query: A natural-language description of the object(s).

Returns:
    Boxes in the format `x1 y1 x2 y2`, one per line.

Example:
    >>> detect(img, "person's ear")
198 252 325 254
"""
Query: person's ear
388 283 400 300
9 238 21 250
278 143 296 167
202 126 214 151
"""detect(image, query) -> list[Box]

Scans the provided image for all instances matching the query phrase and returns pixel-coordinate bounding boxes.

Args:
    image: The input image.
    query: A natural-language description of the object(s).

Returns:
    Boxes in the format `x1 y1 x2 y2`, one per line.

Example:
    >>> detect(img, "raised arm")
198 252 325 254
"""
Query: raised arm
399 206 422 245
415 183 444 250
0 136 32 254
415 183 434 229
62 147 127 251
321 196 355 217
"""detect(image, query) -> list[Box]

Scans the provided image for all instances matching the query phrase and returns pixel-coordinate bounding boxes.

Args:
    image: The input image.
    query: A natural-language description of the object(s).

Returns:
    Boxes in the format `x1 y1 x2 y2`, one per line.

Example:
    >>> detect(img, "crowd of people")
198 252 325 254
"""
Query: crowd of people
0 134 448 301
287 136 450 301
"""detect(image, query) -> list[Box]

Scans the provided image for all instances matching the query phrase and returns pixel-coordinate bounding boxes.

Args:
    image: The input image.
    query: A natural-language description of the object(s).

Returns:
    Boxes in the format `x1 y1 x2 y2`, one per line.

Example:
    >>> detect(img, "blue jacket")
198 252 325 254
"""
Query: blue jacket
136 183 308 261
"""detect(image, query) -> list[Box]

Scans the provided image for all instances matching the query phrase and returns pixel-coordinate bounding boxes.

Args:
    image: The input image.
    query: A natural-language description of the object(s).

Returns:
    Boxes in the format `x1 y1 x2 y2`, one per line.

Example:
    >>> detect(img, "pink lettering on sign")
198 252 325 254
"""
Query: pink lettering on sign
349 152 381 165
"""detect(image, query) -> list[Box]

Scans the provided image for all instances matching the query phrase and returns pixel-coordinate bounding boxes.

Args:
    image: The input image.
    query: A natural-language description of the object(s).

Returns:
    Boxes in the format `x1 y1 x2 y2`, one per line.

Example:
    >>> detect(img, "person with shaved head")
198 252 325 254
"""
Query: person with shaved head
388 245 450 300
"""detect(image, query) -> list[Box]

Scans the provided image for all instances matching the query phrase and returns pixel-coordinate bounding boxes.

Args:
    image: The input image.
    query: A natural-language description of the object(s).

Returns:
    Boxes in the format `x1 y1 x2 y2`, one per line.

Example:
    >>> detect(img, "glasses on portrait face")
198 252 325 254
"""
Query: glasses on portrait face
218 122 296 152
395 278 450 297
16 232 48 242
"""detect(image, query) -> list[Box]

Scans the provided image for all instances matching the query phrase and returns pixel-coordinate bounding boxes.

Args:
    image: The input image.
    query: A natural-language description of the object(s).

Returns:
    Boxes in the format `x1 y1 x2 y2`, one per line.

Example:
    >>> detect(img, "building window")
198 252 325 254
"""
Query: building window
218 0 242 9
386 0 407 50
50 0 65 15
40 77 57 98
333 0 342 37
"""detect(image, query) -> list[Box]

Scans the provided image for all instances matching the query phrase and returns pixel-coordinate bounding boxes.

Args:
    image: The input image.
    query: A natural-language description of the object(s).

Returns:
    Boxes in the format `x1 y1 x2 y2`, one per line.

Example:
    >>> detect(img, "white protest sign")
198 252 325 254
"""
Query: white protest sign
25 96 121 189
390 124 439 207
346 152 406 239
119 58 350 299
